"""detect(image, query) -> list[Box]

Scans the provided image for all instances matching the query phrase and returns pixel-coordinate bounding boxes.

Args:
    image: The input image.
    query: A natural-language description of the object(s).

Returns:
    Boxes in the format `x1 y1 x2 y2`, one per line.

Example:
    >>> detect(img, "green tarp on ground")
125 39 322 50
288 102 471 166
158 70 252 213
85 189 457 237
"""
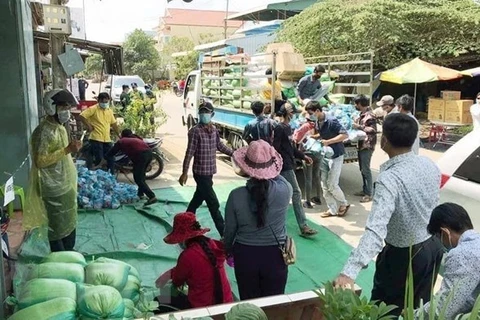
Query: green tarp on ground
14 181 375 301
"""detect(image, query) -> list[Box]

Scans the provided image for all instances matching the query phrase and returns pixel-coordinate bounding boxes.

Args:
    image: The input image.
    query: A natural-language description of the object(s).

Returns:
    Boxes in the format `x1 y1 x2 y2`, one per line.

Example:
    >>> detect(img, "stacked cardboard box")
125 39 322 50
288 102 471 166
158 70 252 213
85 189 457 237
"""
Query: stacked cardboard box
265 42 306 80
440 90 461 100
428 97 473 124
428 98 445 122
445 100 473 124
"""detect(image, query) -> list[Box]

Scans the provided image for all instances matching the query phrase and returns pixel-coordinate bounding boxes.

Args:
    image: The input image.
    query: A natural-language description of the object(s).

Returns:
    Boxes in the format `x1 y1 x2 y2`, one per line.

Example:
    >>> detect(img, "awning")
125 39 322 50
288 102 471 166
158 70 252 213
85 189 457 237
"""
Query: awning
461 67 480 77
33 30 124 75
227 0 317 21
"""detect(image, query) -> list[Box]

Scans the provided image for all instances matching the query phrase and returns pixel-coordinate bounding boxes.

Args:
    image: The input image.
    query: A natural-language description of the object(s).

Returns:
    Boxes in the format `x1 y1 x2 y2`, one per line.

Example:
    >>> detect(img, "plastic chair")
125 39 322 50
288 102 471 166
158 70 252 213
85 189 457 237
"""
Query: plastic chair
0 185 25 217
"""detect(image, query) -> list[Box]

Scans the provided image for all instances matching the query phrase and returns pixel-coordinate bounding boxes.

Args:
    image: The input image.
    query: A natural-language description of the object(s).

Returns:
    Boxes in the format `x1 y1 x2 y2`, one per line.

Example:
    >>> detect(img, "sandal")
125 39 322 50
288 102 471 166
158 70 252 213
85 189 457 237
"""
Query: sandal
337 204 351 217
300 225 318 237
320 211 336 218
360 196 372 203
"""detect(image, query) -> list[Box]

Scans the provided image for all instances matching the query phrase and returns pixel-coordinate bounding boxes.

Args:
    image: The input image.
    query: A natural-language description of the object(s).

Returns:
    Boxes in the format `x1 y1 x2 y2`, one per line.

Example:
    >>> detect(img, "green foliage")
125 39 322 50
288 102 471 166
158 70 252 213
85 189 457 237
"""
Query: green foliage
124 29 161 83
452 125 473 136
316 282 397 320
174 51 199 79
84 54 103 80
120 95 167 138
276 0 480 69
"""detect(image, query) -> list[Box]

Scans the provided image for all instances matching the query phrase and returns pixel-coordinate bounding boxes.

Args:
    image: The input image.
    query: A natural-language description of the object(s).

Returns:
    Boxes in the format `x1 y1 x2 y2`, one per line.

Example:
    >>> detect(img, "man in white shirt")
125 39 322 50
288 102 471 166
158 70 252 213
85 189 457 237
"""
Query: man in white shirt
334 113 444 316
397 94 421 154
377 95 398 116
416 203 480 319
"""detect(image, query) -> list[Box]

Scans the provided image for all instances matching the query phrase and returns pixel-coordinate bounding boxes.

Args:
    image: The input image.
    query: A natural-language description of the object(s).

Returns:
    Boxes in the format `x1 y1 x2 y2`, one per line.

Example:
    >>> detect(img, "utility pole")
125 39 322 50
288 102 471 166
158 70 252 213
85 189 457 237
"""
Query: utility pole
224 0 229 40
50 0 67 89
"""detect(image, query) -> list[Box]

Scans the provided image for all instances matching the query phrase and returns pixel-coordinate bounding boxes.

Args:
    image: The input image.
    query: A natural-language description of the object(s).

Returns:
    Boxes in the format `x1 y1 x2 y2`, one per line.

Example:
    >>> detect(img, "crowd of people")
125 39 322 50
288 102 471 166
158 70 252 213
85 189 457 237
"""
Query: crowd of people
23 69 480 318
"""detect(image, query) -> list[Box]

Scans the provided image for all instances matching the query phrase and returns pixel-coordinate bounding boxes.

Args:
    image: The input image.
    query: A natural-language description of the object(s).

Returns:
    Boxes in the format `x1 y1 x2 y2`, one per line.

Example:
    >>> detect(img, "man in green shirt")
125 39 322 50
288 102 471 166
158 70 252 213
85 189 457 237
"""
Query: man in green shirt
120 85 131 111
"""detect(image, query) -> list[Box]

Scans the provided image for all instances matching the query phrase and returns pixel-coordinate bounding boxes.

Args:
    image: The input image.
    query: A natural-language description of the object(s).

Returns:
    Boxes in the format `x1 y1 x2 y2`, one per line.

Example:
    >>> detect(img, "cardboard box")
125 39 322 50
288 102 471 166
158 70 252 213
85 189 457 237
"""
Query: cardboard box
445 110 473 124
445 100 473 113
266 42 295 54
441 90 461 100
273 52 306 81
428 98 445 121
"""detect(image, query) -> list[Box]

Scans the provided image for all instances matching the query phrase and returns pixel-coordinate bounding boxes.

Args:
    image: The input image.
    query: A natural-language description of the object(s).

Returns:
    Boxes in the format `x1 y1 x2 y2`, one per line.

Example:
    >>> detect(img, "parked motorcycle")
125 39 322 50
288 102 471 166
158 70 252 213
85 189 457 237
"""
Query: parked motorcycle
78 137 168 180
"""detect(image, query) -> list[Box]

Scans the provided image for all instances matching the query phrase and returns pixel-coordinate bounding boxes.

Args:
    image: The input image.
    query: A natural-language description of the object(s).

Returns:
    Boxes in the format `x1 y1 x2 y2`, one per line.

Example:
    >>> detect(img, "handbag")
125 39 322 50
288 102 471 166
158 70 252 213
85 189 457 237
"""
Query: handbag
269 226 296 265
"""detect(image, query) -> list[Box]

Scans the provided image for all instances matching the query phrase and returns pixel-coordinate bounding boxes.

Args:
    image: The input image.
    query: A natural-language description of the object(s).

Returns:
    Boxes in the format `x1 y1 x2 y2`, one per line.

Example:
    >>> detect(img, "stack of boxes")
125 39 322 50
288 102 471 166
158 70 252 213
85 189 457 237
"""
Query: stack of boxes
428 91 473 124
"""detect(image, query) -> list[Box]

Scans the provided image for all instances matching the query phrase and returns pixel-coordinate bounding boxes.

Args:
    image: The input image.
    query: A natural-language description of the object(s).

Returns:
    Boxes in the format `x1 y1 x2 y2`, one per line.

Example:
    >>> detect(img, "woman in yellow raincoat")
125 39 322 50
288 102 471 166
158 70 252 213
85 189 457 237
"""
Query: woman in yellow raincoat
24 89 82 252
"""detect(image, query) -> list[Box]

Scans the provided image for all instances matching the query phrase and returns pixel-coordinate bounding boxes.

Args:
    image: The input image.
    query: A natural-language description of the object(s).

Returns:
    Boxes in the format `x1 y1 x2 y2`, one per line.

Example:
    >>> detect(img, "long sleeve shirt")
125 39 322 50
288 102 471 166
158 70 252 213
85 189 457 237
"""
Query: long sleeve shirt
341 152 441 280
407 112 421 155
356 110 377 150
242 115 275 144
224 176 293 254
418 230 480 320
182 124 233 176
273 122 307 172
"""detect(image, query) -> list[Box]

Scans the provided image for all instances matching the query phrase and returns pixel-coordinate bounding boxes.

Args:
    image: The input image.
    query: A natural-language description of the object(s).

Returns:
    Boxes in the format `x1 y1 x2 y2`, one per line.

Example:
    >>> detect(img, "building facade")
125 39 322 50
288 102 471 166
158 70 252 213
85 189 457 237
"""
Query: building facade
156 8 243 51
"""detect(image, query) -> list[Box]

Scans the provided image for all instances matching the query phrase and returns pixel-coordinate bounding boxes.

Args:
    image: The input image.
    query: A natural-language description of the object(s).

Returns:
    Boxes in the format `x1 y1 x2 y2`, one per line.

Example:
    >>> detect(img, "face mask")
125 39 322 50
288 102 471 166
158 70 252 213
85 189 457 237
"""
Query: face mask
57 110 71 124
199 113 211 124
476 99 480 104
99 102 109 109
441 229 454 252
309 114 318 121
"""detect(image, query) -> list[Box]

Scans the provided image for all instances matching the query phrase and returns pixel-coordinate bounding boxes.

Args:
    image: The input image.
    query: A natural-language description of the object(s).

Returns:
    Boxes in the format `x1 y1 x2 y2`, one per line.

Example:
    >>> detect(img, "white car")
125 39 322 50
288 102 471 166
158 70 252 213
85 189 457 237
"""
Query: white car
437 128 480 228
105 75 146 102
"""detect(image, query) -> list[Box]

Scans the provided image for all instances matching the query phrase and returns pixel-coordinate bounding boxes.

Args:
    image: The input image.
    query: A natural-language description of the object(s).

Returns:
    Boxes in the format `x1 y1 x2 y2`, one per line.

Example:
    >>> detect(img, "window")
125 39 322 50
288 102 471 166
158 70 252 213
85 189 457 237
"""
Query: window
453 146 480 184
185 75 196 98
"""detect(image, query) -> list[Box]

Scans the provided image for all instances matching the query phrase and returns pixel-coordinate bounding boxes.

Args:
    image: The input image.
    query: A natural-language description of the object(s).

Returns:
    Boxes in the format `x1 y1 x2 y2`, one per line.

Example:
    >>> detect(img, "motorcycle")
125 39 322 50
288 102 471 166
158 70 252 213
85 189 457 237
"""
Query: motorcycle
78 137 168 180
171 82 183 97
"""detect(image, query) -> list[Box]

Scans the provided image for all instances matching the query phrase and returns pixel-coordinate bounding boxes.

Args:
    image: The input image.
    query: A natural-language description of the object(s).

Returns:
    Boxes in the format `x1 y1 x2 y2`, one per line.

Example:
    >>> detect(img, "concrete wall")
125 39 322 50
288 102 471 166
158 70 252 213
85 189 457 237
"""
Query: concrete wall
157 25 238 51
0 0 39 189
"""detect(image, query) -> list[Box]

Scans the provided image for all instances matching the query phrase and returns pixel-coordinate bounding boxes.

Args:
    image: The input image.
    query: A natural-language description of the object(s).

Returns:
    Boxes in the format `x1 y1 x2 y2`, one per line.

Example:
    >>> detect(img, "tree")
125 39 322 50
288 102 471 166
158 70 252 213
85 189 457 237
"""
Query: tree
84 54 103 80
123 29 161 83
276 0 480 69
173 51 199 79
162 36 195 56
161 36 197 79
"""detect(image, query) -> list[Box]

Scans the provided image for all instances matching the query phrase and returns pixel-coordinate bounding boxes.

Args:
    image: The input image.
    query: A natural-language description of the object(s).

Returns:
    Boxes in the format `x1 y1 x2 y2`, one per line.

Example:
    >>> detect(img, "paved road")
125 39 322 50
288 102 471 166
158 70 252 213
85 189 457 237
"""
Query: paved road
148 92 445 249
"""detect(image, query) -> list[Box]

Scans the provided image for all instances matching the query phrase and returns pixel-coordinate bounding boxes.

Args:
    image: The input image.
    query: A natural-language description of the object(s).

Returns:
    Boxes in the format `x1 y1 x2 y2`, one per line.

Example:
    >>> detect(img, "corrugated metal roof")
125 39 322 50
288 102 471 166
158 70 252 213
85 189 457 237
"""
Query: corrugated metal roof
226 32 276 55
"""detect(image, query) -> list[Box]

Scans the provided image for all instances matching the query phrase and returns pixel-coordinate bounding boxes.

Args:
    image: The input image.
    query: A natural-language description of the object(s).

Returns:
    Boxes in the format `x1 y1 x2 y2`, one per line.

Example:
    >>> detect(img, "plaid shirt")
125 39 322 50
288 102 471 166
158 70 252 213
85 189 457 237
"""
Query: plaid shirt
356 110 377 150
182 124 233 176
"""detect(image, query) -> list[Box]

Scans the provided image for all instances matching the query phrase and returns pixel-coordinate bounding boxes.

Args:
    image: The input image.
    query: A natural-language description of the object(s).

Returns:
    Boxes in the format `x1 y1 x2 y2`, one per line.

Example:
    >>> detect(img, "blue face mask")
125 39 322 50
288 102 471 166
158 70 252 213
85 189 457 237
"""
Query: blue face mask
199 113 212 124
99 102 109 109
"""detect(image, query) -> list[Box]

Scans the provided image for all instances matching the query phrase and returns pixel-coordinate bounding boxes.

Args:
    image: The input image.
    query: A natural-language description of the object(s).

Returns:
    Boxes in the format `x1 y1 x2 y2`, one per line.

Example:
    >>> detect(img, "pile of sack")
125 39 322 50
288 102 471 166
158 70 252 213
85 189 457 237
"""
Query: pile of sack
77 167 139 209
324 104 366 142
8 252 146 320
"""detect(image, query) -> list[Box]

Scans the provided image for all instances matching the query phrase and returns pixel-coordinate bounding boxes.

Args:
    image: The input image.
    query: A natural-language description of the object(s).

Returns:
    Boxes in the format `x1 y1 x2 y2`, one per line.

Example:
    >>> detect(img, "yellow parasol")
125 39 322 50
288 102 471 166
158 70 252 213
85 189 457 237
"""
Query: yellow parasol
379 58 464 112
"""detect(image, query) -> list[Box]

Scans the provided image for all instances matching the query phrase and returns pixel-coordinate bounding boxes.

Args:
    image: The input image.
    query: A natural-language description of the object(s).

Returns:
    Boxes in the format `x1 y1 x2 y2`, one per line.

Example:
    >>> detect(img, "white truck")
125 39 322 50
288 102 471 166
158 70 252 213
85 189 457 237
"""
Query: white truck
181 51 375 163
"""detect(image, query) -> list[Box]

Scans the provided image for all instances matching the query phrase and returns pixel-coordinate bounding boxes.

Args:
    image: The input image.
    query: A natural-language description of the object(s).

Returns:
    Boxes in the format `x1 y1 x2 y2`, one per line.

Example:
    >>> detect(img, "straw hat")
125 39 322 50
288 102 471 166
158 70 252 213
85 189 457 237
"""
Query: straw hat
232 140 282 180
164 212 210 244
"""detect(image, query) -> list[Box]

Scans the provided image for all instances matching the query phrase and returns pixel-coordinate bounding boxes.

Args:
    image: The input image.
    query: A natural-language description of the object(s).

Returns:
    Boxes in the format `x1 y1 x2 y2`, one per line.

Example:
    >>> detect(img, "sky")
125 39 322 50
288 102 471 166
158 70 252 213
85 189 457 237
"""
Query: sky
60 0 281 44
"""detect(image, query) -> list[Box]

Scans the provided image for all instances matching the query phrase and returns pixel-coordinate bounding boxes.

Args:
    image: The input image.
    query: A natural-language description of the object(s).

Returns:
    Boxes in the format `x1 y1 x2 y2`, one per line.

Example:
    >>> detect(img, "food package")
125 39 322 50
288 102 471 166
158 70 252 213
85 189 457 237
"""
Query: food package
28 262 85 283
76 284 125 319
43 251 87 266
7 297 76 320
16 278 76 309
77 167 138 209
85 261 130 292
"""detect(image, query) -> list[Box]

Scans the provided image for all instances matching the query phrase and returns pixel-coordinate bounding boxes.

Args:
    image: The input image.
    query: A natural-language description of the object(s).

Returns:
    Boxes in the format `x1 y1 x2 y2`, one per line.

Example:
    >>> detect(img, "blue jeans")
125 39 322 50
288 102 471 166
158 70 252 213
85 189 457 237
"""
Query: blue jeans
281 170 307 230
303 155 321 200
358 149 373 196
90 140 114 174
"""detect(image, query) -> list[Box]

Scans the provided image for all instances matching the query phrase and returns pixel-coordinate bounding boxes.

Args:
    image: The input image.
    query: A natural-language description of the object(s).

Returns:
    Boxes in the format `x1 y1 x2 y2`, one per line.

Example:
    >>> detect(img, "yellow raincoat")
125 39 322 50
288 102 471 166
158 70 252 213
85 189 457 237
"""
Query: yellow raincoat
24 118 77 241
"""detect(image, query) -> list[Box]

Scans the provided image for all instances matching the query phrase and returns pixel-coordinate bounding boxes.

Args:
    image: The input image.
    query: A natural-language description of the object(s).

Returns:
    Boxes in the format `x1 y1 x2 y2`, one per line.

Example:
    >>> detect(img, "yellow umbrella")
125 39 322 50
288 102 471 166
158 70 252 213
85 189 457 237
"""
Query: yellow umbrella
461 67 480 77
379 58 464 112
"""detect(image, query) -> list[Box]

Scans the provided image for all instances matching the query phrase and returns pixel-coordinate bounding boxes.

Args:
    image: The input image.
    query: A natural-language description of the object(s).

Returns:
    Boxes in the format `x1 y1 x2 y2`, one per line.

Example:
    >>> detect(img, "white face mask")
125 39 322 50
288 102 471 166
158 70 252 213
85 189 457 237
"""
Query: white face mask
476 99 480 105
57 110 71 124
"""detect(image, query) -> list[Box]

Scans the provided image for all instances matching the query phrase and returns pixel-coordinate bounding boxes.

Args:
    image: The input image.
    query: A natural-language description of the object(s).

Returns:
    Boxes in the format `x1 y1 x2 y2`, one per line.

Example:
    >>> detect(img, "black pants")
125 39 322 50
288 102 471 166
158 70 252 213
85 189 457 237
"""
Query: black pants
233 243 288 301
154 293 190 314
133 151 155 199
186 174 224 236
50 229 76 252
371 237 444 316
90 140 114 174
